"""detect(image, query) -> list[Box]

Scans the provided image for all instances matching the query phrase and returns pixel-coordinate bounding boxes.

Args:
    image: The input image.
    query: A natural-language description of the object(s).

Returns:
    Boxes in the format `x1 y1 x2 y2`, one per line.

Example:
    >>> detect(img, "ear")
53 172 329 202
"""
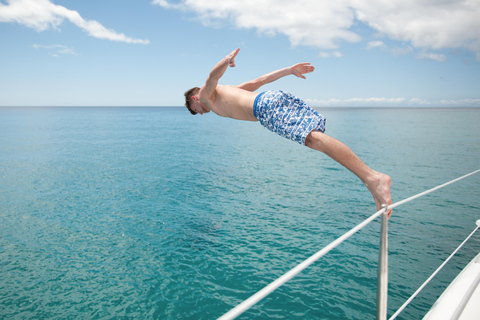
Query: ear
191 95 199 103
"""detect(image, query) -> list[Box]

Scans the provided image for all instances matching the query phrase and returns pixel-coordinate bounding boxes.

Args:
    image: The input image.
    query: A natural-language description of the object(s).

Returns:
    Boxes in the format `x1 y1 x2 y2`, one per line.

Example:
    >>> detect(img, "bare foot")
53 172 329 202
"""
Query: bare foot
364 172 392 217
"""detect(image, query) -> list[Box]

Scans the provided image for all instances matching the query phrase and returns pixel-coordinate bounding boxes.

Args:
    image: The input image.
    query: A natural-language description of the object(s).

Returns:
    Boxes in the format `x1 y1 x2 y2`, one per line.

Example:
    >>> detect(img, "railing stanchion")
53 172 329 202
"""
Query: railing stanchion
377 205 389 320
217 169 480 320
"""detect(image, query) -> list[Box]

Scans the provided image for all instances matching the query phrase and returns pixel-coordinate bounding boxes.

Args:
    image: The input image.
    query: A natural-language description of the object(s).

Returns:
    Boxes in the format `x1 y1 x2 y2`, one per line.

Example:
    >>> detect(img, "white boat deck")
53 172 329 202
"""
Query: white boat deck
423 253 480 320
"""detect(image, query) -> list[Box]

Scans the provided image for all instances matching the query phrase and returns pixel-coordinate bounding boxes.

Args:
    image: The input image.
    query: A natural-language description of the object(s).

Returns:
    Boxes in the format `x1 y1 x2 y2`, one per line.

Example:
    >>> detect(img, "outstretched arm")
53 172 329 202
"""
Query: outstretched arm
237 63 315 92
200 48 239 100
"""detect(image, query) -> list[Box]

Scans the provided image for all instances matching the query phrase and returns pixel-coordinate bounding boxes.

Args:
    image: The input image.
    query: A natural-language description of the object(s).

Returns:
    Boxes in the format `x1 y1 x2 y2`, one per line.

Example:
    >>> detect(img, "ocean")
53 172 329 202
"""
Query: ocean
1 107 479 319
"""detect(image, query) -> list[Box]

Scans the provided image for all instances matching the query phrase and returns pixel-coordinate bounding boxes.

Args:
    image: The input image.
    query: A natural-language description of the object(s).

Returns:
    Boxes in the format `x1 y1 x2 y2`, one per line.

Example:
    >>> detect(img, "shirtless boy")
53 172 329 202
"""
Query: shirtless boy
185 48 392 215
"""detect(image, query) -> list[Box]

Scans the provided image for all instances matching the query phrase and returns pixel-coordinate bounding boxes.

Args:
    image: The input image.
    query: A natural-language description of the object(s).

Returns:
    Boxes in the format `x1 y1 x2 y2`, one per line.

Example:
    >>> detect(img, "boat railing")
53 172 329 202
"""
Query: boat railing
217 169 480 320
389 219 480 320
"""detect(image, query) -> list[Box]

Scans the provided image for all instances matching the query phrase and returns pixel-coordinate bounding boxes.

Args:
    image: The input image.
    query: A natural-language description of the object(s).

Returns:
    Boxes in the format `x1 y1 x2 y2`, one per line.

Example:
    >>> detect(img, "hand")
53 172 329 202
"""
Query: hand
291 63 315 79
226 48 240 67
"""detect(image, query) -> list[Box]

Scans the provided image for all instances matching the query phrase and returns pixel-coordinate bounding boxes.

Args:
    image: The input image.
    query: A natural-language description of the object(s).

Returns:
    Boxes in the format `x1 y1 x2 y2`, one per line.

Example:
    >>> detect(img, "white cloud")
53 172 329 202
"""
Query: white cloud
0 0 149 44
306 97 480 107
391 45 414 57
366 41 386 50
33 44 76 57
155 0 480 59
306 97 406 106
319 51 343 58
154 0 360 49
152 0 177 9
415 51 447 62
368 43 447 62
409 98 430 105
352 0 480 59
440 98 480 106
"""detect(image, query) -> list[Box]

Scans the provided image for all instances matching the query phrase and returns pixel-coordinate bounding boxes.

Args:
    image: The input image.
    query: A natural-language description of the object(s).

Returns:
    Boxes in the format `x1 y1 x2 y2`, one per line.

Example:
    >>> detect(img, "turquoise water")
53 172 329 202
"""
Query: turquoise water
1 107 479 319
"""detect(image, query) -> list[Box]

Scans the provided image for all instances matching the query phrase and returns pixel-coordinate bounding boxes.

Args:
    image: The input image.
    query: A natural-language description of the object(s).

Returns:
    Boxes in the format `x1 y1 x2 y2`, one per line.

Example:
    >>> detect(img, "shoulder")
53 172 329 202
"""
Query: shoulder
199 84 217 101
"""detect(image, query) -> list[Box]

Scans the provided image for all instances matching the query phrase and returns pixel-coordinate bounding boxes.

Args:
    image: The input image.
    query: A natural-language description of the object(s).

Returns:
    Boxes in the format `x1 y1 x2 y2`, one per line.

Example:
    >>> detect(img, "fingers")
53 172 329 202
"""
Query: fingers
292 63 314 79
229 48 240 67
293 63 314 77
300 63 314 73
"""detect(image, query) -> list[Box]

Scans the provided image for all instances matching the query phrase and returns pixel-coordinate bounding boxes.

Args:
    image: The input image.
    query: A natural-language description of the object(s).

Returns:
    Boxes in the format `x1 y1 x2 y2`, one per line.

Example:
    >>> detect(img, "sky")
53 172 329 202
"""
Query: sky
1 0 480 107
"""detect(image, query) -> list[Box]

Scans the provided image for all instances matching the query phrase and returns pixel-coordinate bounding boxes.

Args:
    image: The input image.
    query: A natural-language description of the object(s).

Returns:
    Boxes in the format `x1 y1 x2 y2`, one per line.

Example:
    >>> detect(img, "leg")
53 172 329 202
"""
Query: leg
305 131 392 215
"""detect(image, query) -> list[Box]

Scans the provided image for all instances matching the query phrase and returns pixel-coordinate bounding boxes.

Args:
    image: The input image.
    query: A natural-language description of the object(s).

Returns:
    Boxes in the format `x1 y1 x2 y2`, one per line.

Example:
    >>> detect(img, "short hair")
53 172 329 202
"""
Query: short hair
184 87 200 115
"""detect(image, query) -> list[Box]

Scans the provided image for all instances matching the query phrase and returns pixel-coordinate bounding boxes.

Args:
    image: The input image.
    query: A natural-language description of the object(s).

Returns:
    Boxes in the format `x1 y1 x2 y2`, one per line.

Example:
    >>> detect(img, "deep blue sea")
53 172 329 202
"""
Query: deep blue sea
1 107 479 319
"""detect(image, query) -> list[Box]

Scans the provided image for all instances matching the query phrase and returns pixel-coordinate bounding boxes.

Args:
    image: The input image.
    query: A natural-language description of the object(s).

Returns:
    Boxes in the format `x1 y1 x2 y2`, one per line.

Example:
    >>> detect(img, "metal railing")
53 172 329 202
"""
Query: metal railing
389 220 480 320
218 169 480 320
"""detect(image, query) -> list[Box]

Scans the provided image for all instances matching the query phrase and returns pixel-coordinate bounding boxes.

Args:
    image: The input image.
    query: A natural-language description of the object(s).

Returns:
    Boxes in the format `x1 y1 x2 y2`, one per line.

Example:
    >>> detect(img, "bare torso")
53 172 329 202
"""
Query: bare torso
200 85 259 121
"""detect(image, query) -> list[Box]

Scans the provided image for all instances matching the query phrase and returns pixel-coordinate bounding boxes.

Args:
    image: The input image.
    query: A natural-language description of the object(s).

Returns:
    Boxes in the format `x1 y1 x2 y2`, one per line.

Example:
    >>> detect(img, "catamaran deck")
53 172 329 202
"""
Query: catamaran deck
423 252 480 320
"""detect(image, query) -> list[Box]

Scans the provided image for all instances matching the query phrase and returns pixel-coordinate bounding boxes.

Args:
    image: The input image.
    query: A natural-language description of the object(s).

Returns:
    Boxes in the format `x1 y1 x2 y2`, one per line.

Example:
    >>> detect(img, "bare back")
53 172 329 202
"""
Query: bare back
201 85 259 121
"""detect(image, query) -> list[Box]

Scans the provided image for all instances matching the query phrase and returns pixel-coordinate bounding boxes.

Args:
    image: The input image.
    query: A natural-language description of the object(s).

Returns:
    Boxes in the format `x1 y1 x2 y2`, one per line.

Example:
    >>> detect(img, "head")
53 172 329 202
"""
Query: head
184 87 200 115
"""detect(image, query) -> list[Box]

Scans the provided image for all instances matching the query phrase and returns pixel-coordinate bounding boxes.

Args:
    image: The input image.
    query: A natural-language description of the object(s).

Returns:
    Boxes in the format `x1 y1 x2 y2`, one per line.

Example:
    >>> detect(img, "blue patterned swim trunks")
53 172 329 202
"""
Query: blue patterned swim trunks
253 90 326 145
